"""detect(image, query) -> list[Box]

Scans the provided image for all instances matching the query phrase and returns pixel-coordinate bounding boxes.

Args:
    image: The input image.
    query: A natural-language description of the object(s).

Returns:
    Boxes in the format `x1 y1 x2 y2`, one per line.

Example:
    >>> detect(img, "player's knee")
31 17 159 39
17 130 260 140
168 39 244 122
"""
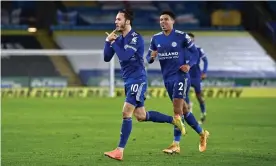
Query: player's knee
133 107 147 122
173 107 182 114
173 99 184 114
135 115 146 122
122 102 135 118
122 111 132 118
133 111 146 122
182 102 189 114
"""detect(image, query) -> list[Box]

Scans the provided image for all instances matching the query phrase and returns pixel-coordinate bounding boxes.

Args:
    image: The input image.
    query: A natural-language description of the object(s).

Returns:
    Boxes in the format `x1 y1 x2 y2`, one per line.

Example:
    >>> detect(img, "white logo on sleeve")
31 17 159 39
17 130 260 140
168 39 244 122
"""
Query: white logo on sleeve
157 44 161 47
131 32 138 37
200 48 205 54
130 37 137 45
185 34 192 43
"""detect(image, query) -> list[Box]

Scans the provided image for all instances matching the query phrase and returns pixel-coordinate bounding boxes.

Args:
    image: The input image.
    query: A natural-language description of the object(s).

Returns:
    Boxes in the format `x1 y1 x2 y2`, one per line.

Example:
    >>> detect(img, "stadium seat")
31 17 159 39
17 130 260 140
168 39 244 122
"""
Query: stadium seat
211 10 242 26
196 35 276 77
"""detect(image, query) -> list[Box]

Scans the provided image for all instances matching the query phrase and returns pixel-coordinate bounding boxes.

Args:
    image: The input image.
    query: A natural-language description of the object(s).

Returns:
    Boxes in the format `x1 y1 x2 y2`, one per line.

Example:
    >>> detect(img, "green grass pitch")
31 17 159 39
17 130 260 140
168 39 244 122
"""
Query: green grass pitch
2 97 276 166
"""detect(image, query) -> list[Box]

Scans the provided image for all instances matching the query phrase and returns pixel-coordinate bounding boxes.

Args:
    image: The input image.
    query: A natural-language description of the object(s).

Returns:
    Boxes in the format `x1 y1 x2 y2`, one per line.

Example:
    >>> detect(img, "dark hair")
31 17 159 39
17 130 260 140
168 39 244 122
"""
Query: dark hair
188 33 195 38
119 9 134 26
160 11 175 20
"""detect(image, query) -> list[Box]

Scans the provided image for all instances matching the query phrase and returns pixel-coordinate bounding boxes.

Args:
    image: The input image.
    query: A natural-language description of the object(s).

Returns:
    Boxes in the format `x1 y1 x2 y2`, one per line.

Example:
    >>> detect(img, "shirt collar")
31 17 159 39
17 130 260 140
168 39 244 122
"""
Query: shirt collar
124 28 134 39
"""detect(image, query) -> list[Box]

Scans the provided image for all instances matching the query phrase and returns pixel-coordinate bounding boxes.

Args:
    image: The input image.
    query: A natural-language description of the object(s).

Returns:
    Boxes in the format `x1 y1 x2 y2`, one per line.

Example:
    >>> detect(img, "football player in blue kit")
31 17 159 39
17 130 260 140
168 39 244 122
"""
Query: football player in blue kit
187 33 208 124
146 11 210 154
103 9 185 161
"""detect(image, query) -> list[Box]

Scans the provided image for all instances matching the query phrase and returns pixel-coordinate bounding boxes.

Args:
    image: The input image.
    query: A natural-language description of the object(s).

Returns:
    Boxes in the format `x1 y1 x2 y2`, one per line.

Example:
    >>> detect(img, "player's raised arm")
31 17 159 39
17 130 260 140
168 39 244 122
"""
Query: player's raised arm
103 41 115 62
146 37 157 64
111 35 142 61
103 31 117 62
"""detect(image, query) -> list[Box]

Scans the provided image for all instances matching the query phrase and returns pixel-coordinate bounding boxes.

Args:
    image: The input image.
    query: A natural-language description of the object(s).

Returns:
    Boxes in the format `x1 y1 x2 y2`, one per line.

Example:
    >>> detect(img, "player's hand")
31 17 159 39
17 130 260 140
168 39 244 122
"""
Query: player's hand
150 51 158 59
201 73 207 80
105 29 118 42
180 64 190 73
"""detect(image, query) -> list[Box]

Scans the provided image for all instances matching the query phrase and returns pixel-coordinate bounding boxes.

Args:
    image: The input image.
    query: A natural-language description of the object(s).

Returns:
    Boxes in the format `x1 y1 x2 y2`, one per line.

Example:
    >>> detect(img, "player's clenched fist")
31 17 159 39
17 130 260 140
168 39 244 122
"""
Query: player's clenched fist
105 29 118 43
151 50 158 59
201 73 207 80
180 64 190 73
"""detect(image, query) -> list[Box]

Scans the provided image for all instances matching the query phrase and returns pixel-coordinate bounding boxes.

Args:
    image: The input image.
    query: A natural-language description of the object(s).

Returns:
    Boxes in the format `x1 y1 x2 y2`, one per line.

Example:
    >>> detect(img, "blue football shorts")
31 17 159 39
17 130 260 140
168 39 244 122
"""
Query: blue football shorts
124 81 147 108
164 77 190 102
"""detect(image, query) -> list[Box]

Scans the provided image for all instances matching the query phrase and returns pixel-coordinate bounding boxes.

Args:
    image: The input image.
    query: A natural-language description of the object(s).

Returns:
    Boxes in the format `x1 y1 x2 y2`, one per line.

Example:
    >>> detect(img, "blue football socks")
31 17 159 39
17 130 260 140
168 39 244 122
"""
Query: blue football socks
184 112 203 134
118 117 132 148
146 110 173 123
